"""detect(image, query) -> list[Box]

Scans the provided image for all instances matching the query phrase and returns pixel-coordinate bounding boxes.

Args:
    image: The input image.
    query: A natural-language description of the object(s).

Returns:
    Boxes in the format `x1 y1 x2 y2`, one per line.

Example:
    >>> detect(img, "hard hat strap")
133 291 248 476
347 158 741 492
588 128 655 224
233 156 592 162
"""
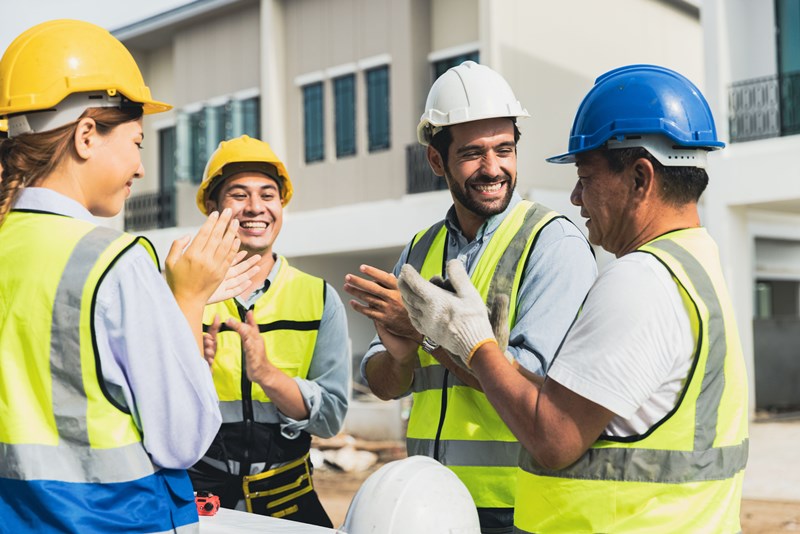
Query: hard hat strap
6 91 136 138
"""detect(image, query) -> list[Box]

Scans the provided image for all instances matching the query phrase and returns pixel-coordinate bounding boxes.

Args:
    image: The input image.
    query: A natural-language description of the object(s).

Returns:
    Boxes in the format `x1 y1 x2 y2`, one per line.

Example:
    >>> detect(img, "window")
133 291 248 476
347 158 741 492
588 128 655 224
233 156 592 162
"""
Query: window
334 74 356 157
157 126 177 228
755 280 800 318
184 96 261 182
159 126 177 193
303 82 325 163
241 96 260 139
777 0 800 134
208 104 227 147
366 65 390 152
189 110 207 184
433 51 480 80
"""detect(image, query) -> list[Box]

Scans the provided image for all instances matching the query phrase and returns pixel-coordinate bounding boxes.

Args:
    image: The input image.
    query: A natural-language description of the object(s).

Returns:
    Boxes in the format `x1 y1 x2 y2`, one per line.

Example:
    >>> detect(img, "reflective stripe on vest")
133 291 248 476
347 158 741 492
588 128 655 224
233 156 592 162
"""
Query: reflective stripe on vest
0 212 157 482
0 211 199 533
203 256 324 423
514 228 749 533
405 200 559 510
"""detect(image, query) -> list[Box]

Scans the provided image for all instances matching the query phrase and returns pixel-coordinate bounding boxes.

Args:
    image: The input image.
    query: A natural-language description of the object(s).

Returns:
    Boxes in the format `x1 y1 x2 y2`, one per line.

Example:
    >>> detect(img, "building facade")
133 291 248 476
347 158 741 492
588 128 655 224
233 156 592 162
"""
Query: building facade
703 0 800 414
117 0 800 419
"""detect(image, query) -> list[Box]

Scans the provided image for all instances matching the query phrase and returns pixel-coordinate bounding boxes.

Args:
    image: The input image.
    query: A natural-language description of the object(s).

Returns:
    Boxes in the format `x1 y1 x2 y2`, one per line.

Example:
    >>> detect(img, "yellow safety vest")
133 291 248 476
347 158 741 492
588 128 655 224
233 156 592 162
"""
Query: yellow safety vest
0 210 196 533
203 256 324 423
514 228 749 533
405 200 559 511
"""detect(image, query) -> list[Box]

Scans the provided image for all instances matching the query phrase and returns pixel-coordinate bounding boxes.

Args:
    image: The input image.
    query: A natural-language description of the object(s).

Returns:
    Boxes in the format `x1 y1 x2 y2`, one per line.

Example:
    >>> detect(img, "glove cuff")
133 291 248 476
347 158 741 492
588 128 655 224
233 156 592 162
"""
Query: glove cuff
465 338 498 368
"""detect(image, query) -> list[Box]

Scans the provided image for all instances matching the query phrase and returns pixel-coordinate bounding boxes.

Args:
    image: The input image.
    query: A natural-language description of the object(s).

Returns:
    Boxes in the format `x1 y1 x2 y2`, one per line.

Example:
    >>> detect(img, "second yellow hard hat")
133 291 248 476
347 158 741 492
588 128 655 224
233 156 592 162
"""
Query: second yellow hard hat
196 135 293 215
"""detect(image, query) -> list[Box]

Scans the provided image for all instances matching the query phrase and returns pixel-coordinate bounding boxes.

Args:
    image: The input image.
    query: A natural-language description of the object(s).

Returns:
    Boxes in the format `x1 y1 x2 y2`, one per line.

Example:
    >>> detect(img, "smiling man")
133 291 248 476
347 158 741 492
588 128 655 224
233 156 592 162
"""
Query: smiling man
396 65 750 533
343 61 597 533
189 135 350 528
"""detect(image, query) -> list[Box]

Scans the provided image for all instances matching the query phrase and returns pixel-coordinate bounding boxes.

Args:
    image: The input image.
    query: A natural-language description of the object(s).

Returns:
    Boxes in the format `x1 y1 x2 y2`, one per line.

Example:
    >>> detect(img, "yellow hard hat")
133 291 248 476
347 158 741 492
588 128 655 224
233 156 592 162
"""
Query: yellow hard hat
0 119 7 136
196 135 293 215
0 19 170 119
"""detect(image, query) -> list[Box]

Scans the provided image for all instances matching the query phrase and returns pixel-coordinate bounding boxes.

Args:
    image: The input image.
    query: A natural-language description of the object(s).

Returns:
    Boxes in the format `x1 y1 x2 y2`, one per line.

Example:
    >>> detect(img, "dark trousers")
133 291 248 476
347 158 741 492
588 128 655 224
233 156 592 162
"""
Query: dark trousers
478 507 515 534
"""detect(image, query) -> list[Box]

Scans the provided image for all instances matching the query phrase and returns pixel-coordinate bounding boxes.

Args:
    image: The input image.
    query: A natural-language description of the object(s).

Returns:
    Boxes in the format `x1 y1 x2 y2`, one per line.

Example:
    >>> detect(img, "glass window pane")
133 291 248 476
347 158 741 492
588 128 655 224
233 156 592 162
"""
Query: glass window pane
189 110 207 184
241 97 260 139
755 281 772 319
208 104 226 149
777 0 800 74
433 51 480 80
366 66 390 152
159 126 177 192
303 83 325 163
157 126 177 228
334 74 356 157
777 0 800 135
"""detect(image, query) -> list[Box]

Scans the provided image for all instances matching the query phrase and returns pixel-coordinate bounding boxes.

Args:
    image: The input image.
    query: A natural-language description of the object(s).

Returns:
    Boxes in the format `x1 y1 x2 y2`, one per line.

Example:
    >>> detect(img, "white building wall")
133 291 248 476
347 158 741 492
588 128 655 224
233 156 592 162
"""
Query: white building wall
702 0 800 416
173 6 261 107
724 0 777 81
479 0 704 195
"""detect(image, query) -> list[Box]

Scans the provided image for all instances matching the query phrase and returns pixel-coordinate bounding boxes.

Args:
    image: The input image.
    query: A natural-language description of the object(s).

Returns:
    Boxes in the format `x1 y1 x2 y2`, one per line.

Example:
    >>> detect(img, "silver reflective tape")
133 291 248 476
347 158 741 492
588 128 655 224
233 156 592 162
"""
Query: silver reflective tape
645 239 727 451
0 441 156 483
519 438 748 483
407 437 520 468
50 226 120 446
487 202 552 308
219 400 281 424
411 364 466 393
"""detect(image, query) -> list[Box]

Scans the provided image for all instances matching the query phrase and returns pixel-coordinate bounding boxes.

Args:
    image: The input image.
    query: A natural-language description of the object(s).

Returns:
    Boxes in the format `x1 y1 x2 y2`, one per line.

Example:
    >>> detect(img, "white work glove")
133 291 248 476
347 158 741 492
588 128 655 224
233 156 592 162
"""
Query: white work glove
398 259 497 367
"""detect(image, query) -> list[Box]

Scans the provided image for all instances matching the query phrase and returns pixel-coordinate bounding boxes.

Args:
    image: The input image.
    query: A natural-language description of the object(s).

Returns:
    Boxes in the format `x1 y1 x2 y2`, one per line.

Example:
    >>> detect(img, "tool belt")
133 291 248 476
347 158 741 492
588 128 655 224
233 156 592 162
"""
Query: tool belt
242 452 314 518
204 421 312 473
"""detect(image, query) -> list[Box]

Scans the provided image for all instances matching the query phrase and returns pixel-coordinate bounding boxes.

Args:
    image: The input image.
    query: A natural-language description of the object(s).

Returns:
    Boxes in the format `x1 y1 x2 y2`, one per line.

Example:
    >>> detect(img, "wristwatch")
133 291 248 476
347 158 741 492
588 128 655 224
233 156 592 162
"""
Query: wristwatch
420 336 439 353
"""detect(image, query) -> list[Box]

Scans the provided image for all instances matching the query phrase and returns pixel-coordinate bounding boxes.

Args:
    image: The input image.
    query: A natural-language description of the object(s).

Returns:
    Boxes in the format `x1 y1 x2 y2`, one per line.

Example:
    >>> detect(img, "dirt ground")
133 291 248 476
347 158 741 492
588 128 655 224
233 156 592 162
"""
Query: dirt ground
313 444 800 532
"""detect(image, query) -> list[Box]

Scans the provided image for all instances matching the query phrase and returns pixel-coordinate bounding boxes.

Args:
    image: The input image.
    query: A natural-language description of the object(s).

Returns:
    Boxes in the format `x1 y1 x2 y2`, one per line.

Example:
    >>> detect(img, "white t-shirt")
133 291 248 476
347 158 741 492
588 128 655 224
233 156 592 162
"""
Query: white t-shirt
547 252 694 437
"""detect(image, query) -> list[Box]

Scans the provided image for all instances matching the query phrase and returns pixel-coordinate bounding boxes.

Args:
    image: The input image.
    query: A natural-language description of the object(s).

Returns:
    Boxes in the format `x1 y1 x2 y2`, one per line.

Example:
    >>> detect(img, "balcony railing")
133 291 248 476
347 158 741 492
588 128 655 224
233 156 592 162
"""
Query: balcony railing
125 189 176 232
406 143 448 194
729 71 800 142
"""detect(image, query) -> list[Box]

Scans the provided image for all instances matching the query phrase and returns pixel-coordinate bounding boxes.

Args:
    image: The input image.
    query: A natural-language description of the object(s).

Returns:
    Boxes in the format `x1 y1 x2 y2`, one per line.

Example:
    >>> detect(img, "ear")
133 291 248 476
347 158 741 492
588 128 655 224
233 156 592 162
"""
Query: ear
204 198 218 214
631 157 656 198
73 117 98 161
427 144 446 177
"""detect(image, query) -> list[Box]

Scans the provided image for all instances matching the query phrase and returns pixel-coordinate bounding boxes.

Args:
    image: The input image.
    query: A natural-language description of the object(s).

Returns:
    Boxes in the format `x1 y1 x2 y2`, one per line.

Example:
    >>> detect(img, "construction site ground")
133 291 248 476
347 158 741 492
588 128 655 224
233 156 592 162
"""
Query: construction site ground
313 419 800 533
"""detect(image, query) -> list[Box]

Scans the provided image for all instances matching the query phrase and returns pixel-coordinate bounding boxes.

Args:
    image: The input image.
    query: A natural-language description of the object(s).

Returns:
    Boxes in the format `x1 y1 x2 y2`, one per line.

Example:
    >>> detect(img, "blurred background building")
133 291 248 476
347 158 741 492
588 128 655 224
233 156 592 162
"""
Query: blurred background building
112 0 800 430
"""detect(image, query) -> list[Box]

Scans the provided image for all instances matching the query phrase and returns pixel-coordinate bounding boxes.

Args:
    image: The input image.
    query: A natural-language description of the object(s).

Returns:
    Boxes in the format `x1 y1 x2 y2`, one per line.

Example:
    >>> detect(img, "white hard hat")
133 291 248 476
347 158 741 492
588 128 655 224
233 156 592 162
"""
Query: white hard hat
417 61 529 146
341 456 481 534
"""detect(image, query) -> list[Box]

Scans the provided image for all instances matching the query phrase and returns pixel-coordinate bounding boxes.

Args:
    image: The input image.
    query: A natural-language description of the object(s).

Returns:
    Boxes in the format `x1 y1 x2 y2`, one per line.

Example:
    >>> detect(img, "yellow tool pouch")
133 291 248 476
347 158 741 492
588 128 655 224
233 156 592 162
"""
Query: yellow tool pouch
242 453 314 518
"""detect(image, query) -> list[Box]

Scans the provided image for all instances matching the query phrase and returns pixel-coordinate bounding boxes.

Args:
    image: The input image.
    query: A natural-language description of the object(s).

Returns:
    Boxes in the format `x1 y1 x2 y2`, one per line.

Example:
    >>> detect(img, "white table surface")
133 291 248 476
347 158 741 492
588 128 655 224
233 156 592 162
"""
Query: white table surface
200 508 341 533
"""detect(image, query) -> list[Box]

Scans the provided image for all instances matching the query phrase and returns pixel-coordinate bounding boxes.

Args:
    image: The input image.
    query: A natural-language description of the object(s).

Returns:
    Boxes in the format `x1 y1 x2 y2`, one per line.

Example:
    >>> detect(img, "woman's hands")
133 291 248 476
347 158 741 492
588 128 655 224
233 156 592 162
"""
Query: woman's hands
165 209 243 352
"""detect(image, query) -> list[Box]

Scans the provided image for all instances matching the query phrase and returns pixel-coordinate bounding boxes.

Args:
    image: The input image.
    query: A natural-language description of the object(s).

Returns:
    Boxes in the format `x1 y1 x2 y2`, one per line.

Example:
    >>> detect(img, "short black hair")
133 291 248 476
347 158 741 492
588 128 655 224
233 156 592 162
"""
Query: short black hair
600 147 709 205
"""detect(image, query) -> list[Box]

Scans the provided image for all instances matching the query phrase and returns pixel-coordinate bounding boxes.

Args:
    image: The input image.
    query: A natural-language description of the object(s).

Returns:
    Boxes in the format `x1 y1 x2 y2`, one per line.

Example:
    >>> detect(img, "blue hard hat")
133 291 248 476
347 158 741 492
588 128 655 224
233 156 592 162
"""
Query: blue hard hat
548 64 724 164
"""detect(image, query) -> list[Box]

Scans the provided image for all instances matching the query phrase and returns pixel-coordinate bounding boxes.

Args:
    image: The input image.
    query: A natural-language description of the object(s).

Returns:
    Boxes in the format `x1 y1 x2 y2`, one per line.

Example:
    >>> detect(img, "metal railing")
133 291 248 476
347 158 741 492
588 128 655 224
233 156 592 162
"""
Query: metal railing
728 71 800 142
729 75 780 142
406 143 447 194
124 189 176 231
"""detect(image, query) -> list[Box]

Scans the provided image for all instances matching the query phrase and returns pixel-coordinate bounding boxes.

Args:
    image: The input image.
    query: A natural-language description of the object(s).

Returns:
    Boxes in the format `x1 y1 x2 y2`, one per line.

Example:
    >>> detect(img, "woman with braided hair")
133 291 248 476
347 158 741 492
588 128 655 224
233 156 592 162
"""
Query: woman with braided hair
0 20 251 533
